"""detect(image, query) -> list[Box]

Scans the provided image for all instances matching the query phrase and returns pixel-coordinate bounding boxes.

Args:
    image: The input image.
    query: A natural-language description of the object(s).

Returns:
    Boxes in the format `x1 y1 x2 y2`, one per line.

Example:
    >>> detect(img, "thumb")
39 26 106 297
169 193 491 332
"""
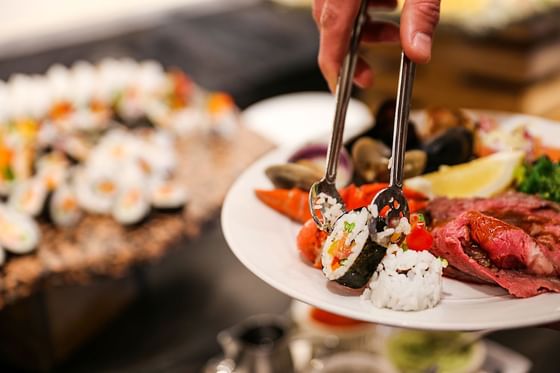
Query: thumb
400 0 441 64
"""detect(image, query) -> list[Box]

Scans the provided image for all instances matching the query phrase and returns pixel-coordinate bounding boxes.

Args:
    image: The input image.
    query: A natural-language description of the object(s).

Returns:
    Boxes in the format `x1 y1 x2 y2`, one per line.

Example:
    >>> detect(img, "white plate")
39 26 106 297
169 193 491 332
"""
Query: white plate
242 92 373 147
222 112 560 331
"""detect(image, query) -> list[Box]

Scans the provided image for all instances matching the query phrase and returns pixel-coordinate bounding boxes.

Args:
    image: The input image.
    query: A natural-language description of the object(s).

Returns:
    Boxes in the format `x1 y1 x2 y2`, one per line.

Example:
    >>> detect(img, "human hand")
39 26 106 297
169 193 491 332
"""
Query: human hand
313 0 441 91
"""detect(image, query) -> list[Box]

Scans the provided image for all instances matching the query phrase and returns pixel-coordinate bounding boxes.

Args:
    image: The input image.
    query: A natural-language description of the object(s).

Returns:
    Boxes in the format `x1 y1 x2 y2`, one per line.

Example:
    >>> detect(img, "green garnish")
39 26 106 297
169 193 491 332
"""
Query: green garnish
401 242 409 251
439 258 449 268
416 213 426 224
2 166 14 181
343 221 356 233
516 156 560 202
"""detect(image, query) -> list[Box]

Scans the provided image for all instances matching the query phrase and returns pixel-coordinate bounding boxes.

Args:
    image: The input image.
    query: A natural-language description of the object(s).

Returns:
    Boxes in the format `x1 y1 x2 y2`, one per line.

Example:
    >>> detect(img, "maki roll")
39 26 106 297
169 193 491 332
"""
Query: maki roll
36 151 69 191
321 208 387 289
50 183 82 228
0 204 40 254
74 169 118 214
112 183 150 225
8 178 48 216
149 179 187 211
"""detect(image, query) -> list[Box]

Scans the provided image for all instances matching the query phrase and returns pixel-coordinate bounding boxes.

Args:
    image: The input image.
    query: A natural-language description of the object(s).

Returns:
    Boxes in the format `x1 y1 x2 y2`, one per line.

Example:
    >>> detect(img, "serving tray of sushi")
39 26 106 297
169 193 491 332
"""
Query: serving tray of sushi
222 103 560 330
0 58 272 308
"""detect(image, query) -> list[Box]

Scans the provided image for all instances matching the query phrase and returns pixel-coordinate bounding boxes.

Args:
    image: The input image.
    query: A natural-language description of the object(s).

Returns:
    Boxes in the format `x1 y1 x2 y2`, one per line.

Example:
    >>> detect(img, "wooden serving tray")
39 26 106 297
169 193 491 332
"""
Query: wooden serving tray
0 127 273 370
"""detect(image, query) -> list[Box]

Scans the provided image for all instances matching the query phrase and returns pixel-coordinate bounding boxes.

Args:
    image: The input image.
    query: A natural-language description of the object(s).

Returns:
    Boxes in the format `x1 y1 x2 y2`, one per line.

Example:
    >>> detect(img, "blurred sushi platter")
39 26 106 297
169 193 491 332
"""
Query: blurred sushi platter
0 58 272 308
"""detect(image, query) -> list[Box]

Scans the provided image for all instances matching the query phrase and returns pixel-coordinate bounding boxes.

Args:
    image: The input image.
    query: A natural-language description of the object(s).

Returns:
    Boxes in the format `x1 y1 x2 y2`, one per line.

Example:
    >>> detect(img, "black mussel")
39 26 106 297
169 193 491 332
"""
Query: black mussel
371 99 421 150
423 127 474 172
344 99 421 152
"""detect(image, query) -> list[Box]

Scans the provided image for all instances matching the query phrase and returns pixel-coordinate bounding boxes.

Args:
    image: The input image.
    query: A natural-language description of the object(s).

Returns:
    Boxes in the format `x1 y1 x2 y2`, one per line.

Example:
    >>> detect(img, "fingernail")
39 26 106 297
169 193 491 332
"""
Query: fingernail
412 32 432 54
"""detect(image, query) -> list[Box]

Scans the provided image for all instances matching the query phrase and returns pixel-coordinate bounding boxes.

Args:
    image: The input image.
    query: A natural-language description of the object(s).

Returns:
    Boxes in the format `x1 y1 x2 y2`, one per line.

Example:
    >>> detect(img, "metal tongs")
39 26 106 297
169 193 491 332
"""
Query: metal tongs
309 0 369 232
370 52 416 229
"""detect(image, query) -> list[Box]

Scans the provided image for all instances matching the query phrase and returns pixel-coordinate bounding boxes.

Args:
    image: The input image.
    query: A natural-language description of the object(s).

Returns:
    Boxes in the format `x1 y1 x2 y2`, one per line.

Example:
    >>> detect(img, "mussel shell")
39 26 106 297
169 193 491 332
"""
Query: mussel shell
403 150 427 179
351 137 390 183
352 137 427 183
423 127 474 172
370 99 422 150
265 163 323 190
287 143 353 188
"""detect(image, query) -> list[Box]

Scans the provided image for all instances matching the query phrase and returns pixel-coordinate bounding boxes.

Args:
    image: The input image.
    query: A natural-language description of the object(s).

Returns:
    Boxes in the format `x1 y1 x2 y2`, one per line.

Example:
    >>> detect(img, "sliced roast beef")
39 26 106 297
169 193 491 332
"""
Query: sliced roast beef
427 192 560 274
431 212 560 297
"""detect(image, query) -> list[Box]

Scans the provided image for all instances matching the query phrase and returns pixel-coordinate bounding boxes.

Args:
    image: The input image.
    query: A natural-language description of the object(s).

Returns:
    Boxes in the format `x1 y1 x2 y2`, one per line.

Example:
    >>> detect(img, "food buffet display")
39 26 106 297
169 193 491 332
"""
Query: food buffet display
0 58 272 308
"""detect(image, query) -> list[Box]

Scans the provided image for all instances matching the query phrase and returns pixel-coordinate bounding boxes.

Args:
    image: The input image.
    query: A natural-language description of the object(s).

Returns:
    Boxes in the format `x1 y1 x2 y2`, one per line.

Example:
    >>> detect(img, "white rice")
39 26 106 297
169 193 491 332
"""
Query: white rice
314 192 344 229
362 244 444 311
371 217 411 247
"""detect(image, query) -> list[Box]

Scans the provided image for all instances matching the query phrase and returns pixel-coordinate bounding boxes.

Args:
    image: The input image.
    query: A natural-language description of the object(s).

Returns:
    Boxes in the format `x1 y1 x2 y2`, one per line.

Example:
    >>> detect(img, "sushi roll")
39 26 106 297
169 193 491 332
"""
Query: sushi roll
0 203 40 254
50 183 82 228
8 178 48 216
36 151 69 191
321 208 387 289
61 134 93 162
74 169 118 214
149 179 187 211
137 132 176 177
112 183 150 225
207 92 238 137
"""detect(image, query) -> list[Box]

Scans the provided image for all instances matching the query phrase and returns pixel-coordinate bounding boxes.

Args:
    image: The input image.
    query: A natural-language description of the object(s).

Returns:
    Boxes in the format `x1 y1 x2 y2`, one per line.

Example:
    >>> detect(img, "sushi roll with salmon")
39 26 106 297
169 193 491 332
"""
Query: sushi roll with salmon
321 208 387 289
207 92 239 137
149 178 188 211
0 203 40 254
74 168 118 214
50 183 82 227
8 178 48 216
112 183 150 225
36 151 69 191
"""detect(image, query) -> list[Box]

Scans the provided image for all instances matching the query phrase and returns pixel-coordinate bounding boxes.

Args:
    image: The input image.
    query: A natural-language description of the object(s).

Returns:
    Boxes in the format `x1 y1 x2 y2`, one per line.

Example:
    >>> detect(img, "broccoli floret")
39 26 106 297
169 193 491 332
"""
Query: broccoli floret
516 156 560 202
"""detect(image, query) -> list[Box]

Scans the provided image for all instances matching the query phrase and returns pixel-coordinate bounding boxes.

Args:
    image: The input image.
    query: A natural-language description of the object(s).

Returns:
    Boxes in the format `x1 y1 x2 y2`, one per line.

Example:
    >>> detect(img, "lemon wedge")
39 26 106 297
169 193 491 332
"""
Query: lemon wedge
405 151 524 198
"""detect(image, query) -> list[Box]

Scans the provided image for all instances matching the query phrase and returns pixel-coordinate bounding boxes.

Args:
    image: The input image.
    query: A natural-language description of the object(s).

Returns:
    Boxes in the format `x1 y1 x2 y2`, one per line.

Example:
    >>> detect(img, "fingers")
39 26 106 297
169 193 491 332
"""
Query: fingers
361 21 400 45
314 0 402 92
316 0 362 91
354 57 374 88
400 0 441 64
312 0 326 25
